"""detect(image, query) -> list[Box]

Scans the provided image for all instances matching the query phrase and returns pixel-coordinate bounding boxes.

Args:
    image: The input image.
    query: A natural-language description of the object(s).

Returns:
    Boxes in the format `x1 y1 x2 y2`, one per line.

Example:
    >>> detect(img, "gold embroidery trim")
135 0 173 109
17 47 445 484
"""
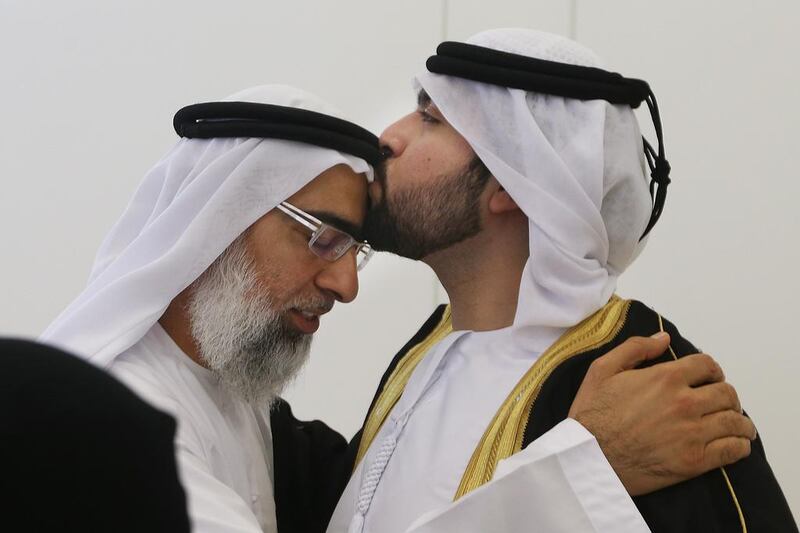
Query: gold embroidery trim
455 296 630 500
657 315 747 533
354 306 453 467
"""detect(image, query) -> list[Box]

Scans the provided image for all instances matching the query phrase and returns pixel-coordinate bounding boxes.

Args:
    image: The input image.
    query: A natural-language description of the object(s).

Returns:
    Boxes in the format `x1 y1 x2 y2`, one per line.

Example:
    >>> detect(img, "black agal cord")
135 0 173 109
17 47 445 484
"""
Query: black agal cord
174 102 380 167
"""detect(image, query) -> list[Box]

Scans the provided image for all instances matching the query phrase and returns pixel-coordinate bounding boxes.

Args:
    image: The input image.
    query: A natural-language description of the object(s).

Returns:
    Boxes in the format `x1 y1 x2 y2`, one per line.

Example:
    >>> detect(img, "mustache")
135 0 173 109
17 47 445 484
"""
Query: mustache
285 294 334 314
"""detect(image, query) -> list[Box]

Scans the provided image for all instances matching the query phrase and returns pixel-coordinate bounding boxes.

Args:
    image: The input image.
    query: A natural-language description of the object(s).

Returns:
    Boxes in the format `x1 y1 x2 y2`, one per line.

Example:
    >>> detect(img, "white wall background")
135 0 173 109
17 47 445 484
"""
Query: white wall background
1 0 797 516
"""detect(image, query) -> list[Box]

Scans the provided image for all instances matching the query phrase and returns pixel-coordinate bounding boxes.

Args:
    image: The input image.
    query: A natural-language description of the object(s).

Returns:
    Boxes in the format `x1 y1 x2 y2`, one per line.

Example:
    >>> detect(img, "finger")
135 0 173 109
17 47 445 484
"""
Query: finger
703 437 752 471
588 333 671 378
701 410 757 443
693 382 742 415
674 353 725 386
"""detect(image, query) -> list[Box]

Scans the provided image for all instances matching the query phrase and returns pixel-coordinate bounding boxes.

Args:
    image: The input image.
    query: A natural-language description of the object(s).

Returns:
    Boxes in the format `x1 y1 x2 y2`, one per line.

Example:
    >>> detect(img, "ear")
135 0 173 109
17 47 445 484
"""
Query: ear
488 186 520 215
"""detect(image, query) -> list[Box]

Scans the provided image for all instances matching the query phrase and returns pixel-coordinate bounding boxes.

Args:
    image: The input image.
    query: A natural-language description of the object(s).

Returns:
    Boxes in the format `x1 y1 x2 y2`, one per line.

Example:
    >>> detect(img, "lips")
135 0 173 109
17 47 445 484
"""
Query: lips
289 309 321 334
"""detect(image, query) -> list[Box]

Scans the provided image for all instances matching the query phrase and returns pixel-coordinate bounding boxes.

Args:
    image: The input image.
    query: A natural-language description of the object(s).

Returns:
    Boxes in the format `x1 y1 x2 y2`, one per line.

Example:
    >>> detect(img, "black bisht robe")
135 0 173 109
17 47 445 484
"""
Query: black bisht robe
271 301 797 533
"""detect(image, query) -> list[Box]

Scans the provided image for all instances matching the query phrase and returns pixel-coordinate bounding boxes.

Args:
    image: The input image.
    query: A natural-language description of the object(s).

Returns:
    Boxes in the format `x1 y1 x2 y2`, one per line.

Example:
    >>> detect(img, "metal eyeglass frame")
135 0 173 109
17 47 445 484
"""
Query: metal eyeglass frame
276 201 373 271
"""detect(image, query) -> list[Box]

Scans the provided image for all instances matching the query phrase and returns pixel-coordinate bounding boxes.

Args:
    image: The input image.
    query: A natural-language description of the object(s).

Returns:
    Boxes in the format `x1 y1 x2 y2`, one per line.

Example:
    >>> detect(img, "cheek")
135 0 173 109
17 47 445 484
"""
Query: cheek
390 144 447 189
249 248 319 306
392 135 475 189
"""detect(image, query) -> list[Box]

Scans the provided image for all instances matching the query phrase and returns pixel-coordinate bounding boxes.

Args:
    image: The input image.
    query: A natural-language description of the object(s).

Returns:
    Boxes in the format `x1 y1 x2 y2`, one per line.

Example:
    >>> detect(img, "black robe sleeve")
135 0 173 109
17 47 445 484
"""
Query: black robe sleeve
522 300 798 532
271 398 355 533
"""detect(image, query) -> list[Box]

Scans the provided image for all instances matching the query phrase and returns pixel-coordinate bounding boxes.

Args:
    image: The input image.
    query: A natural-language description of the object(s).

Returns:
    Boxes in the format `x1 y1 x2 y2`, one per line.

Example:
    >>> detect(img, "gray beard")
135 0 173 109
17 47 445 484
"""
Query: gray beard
187 236 312 405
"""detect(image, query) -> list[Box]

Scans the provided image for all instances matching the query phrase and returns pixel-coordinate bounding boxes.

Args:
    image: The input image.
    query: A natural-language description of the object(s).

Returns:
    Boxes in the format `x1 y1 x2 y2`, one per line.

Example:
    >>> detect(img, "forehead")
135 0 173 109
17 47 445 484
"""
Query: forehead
287 163 368 223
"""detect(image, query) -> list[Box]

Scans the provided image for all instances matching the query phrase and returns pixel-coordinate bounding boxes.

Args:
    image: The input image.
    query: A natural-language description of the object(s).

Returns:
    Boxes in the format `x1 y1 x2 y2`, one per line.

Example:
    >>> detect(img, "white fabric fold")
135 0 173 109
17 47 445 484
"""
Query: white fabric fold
404 419 650 533
112 324 275 532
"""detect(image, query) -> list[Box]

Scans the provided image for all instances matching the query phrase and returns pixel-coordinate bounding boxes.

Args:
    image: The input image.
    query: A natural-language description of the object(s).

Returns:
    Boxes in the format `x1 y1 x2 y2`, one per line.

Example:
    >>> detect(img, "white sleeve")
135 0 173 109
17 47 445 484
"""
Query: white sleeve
177 447 267 533
403 418 650 533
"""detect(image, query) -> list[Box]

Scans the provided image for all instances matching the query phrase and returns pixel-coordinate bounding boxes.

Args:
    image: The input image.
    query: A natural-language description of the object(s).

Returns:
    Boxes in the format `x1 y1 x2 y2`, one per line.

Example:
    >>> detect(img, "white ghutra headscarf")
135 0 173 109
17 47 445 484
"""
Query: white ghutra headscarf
41 85 372 367
417 29 653 350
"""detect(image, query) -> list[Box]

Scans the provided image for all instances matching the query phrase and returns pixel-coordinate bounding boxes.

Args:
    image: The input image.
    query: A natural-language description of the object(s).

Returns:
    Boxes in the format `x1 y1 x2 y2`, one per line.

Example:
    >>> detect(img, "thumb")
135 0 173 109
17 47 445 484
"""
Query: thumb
597 333 671 376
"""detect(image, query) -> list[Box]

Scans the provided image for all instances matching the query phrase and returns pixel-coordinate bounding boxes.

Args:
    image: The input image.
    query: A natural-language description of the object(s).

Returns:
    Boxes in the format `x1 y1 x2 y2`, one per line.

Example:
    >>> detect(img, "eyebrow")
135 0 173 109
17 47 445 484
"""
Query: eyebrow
416 89 447 122
417 89 432 109
306 210 364 241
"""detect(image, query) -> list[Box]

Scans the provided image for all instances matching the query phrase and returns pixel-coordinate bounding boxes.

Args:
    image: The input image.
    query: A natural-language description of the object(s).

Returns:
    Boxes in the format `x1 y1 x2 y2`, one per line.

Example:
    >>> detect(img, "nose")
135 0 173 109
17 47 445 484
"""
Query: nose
379 112 416 160
314 250 360 304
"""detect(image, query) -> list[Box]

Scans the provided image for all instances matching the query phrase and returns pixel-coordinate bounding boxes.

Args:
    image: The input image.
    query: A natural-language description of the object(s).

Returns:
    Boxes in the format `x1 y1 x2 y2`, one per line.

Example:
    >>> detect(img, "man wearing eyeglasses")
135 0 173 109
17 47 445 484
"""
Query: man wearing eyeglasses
39 84 379 533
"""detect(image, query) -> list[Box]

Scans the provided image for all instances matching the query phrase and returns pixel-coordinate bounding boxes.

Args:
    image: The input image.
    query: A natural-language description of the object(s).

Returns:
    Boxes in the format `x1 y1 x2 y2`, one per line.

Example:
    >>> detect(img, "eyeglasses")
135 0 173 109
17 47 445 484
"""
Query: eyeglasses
276 201 373 271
